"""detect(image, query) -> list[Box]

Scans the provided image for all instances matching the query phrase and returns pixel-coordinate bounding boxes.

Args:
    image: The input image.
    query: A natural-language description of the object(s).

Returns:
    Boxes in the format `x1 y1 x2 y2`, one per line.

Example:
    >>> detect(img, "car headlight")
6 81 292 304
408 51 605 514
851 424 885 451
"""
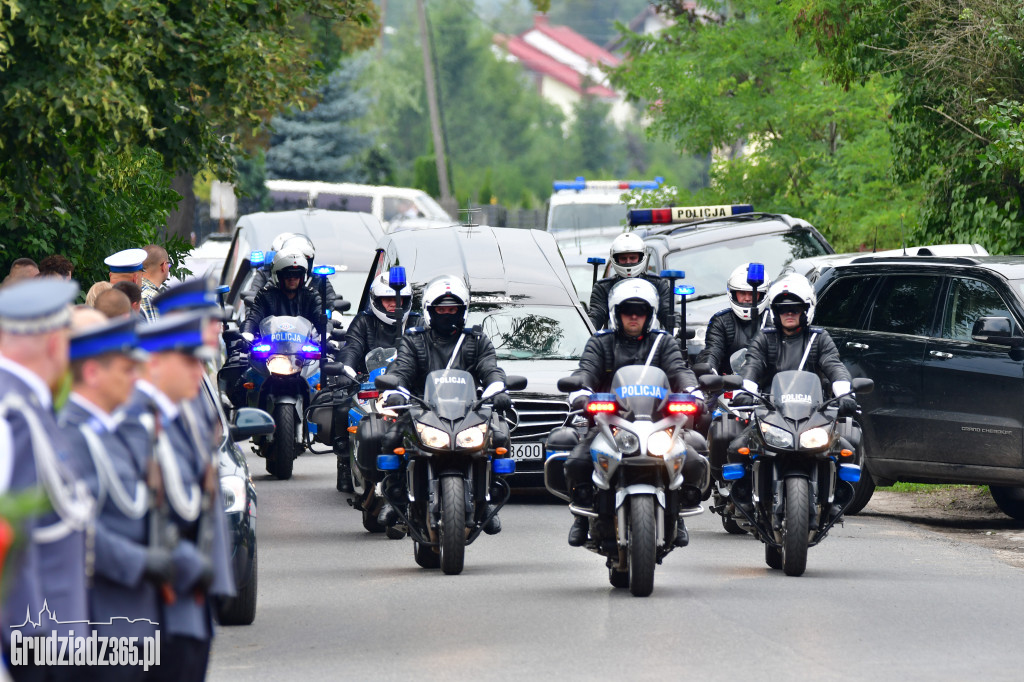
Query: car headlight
416 422 451 449
221 475 247 514
456 424 488 448
613 428 640 455
759 422 794 448
799 427 830 449
647 428 674 457
267 354 298 376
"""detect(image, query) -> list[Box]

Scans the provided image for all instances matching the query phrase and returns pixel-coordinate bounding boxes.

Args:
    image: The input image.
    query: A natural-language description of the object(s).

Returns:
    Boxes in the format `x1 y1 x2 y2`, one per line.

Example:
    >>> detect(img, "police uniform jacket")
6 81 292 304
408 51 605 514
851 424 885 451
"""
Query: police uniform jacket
0 358 91 646
740 326 851 390
59 396 159 640
696 309 772 374
118 383 234 641
588 274 675 331
248 266 337 312
572 328 697 394
388 326 506 398
339 311 406 374
242 284 324 339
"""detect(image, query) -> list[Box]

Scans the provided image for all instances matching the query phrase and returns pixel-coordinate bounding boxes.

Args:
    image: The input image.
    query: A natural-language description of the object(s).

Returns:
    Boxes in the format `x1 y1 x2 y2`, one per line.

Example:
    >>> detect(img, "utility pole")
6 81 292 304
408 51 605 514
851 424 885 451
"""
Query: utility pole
416 0 453 205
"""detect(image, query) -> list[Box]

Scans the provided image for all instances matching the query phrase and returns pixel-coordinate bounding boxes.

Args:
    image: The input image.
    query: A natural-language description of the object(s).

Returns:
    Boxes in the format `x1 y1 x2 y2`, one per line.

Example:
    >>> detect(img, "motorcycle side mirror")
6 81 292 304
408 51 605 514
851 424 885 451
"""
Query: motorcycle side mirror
851 377 874 395
506 375 527 391
692 362 714 378
321 363 345 376
230 408 275 441
375 374 400 391
556 376 583 393
333 299 351 313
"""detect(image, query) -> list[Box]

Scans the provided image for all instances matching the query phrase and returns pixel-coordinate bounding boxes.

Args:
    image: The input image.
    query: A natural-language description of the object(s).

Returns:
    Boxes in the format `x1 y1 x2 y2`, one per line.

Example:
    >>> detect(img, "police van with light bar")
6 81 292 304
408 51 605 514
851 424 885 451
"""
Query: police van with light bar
546 176 663 232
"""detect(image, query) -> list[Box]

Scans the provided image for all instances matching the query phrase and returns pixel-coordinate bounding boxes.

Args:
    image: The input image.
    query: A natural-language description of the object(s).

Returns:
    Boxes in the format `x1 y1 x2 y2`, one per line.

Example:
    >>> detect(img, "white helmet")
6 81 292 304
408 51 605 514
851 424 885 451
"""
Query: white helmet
608 278 659 335
271 247 308 287
271 232 300 252
727 263 771 321
369 273 413 326
422 275 470 333
767 274 816 327
609 232 649 278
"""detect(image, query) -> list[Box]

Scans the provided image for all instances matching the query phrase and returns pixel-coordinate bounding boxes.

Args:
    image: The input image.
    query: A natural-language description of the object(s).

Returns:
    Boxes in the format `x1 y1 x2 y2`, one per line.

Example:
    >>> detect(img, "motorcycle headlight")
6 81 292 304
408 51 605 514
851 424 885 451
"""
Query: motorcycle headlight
415 422 451 449
456 424 488 448
759 422 794 448
647 428 674 457
799 427 830 449
221 475 247 514
613 428 640 455
267 354 299 376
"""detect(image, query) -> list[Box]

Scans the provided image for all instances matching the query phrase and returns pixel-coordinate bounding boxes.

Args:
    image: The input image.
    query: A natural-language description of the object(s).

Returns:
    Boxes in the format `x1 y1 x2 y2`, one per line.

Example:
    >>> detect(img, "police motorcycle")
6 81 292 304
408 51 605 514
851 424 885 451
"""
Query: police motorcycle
546 366 705 597
702 368 873 576
373 370 527 575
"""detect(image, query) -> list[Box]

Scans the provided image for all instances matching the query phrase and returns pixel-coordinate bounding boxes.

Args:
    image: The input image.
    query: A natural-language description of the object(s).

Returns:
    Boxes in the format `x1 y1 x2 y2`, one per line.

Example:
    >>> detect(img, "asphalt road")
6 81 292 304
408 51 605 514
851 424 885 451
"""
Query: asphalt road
208 449 1024 682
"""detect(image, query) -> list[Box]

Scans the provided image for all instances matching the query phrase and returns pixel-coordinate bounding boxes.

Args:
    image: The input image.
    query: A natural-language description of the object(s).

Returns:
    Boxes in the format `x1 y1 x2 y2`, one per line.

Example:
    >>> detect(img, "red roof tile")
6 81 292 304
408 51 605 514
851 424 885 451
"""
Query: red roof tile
496 34 617 98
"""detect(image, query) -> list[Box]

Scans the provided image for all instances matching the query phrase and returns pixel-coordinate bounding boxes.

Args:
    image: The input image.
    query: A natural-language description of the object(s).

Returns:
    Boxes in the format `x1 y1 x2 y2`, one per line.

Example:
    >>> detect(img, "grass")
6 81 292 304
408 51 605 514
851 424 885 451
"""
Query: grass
878 482 989 494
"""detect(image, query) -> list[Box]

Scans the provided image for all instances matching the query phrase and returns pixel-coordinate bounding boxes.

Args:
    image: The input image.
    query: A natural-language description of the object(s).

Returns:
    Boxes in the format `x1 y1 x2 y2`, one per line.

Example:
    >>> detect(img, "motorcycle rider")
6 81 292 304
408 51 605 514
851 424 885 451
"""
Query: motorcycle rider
731 274 859 516
332 273 414 493
241 247 326 344
245 232 337 310
565 278 708 548
588 232 675 332
696 263 772 374
380 275 512 535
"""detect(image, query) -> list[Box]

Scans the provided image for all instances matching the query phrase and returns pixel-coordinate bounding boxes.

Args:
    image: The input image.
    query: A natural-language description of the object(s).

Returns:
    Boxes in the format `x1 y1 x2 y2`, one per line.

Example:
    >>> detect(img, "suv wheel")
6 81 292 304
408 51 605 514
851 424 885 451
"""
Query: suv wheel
989 486 1024 520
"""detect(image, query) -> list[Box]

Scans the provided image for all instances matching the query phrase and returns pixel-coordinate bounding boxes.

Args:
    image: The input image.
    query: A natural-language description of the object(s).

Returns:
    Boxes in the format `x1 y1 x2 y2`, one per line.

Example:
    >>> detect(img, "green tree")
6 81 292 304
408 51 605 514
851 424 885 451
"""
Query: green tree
799 0 1024 253
609 0 923 252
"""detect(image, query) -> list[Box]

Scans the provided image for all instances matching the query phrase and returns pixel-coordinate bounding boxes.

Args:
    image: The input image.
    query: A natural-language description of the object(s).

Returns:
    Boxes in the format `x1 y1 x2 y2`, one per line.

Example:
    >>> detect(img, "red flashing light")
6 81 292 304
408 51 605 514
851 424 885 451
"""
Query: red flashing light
357 390 379 400
652 208 673 224
666 401 699 415
586 401 618 414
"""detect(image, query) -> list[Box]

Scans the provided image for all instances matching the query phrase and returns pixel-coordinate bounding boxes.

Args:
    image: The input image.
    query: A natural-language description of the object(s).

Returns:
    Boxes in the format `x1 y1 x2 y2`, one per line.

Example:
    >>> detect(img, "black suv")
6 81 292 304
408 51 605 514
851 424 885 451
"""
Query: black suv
636 213 834 357
814 255 1024 519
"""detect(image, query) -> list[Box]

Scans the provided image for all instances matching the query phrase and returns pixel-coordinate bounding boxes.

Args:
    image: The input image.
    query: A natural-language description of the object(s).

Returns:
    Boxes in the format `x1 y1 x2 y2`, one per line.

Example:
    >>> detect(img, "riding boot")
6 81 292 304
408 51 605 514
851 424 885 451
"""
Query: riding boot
567 515 589 547
674 518 690 547
336 453 354 493
483 505 501 535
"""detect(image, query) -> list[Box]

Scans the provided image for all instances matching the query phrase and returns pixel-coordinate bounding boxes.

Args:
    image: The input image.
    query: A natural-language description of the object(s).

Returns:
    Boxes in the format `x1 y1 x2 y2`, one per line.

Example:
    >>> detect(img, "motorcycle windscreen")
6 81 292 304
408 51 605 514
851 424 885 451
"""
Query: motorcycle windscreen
769 370 824 421
365 347 397 379
258 315 316 354
610 365 671 420
423 369 477 421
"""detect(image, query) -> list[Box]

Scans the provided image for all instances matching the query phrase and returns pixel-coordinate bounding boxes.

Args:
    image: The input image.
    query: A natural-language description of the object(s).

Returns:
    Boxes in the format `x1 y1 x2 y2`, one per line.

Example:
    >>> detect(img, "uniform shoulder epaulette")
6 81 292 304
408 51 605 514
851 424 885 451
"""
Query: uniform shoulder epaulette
595 329 615 336
808 325 824 333
763 327 778 334
595 276 617 285
709 308 731 321
649 328 669 335
406 326 425 334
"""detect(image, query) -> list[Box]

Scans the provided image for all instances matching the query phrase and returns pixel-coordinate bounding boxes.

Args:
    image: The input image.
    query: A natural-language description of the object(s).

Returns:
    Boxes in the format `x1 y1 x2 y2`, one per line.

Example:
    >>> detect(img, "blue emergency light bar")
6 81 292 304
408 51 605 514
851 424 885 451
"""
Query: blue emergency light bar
249 251 264 267
747 262 765 285
493 459 516 475
587 257 607 265
215 285 230 295
553 176 664 192
389 266 407 290
660 269 685 279
312 265 335 277
722 463 746 481
628 204 754 226
675 285 696 297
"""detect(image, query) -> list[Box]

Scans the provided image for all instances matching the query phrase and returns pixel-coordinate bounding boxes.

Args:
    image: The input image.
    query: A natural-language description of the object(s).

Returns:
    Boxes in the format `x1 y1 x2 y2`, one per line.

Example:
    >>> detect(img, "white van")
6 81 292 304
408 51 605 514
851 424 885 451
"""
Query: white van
264 179 454 232
545 176 663 232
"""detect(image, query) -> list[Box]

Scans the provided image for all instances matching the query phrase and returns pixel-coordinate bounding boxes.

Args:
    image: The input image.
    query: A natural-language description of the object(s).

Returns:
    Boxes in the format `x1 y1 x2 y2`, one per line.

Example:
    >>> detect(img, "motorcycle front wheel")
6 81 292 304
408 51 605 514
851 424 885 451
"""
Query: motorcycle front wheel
439 476 466 575
782 477 810 576
272 403 298 480
627 495 656 597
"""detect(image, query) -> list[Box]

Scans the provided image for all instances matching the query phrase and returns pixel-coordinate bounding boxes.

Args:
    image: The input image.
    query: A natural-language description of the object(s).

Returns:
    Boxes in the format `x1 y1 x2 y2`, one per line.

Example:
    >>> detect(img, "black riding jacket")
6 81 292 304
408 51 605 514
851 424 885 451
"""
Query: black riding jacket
696 308 772 374
588 274 675 332
388 326 506 398
247 265 337 311
573 328 697 394
242 284 324 338
740 326 850 391
339 311 407 374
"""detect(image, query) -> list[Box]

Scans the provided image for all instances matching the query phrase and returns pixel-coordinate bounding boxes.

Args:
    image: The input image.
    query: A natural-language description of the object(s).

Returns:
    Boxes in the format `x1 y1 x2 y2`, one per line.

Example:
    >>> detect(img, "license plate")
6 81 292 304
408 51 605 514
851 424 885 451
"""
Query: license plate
510 443 543 461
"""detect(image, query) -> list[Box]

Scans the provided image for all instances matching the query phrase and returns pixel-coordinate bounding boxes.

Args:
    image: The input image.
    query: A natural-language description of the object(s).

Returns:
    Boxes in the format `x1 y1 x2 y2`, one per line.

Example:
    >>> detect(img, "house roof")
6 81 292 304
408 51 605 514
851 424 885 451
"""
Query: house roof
495 33 617 98
529 16 620 69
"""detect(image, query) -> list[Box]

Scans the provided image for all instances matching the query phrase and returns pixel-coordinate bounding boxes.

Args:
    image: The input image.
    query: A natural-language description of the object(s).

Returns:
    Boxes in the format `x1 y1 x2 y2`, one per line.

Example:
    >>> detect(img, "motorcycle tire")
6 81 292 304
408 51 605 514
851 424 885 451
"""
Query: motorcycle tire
272 403 297 480
414 541 440 569
608 567 629 589
765 543 782 570
782 477 810 577
721 514 747 535
439 476 466 576
844 462 876 516
627 495 656 597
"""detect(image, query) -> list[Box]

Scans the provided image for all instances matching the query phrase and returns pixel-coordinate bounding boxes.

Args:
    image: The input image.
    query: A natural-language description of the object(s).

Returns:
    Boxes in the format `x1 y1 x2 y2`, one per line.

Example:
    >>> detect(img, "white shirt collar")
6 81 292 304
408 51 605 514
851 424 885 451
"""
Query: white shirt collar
0 355 53 410
135 379 180 421
68 392 120 432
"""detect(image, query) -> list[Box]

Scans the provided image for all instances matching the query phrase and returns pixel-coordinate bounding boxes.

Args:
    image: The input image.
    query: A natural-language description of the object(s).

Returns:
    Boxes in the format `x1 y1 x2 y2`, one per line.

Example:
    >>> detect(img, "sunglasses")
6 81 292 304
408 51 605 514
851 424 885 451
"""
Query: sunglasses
618 304 649 318
774 303 807 314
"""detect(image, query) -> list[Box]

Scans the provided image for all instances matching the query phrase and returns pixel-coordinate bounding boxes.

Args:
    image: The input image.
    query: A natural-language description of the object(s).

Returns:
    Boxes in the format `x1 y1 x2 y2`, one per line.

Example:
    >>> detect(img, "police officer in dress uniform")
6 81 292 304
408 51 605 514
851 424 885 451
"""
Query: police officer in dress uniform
117 313 234 682
58 311 172 682
0 278 94 682
104 249 148 287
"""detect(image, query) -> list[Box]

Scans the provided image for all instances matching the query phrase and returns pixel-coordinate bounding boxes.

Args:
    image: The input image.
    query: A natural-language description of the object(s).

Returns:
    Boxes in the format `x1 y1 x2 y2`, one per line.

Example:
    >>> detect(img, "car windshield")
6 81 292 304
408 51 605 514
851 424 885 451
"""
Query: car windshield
566 265 595 306
550 203 627 231
326 271 369 317
414 192 452 221
468 304 591 361
663 231 828 299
